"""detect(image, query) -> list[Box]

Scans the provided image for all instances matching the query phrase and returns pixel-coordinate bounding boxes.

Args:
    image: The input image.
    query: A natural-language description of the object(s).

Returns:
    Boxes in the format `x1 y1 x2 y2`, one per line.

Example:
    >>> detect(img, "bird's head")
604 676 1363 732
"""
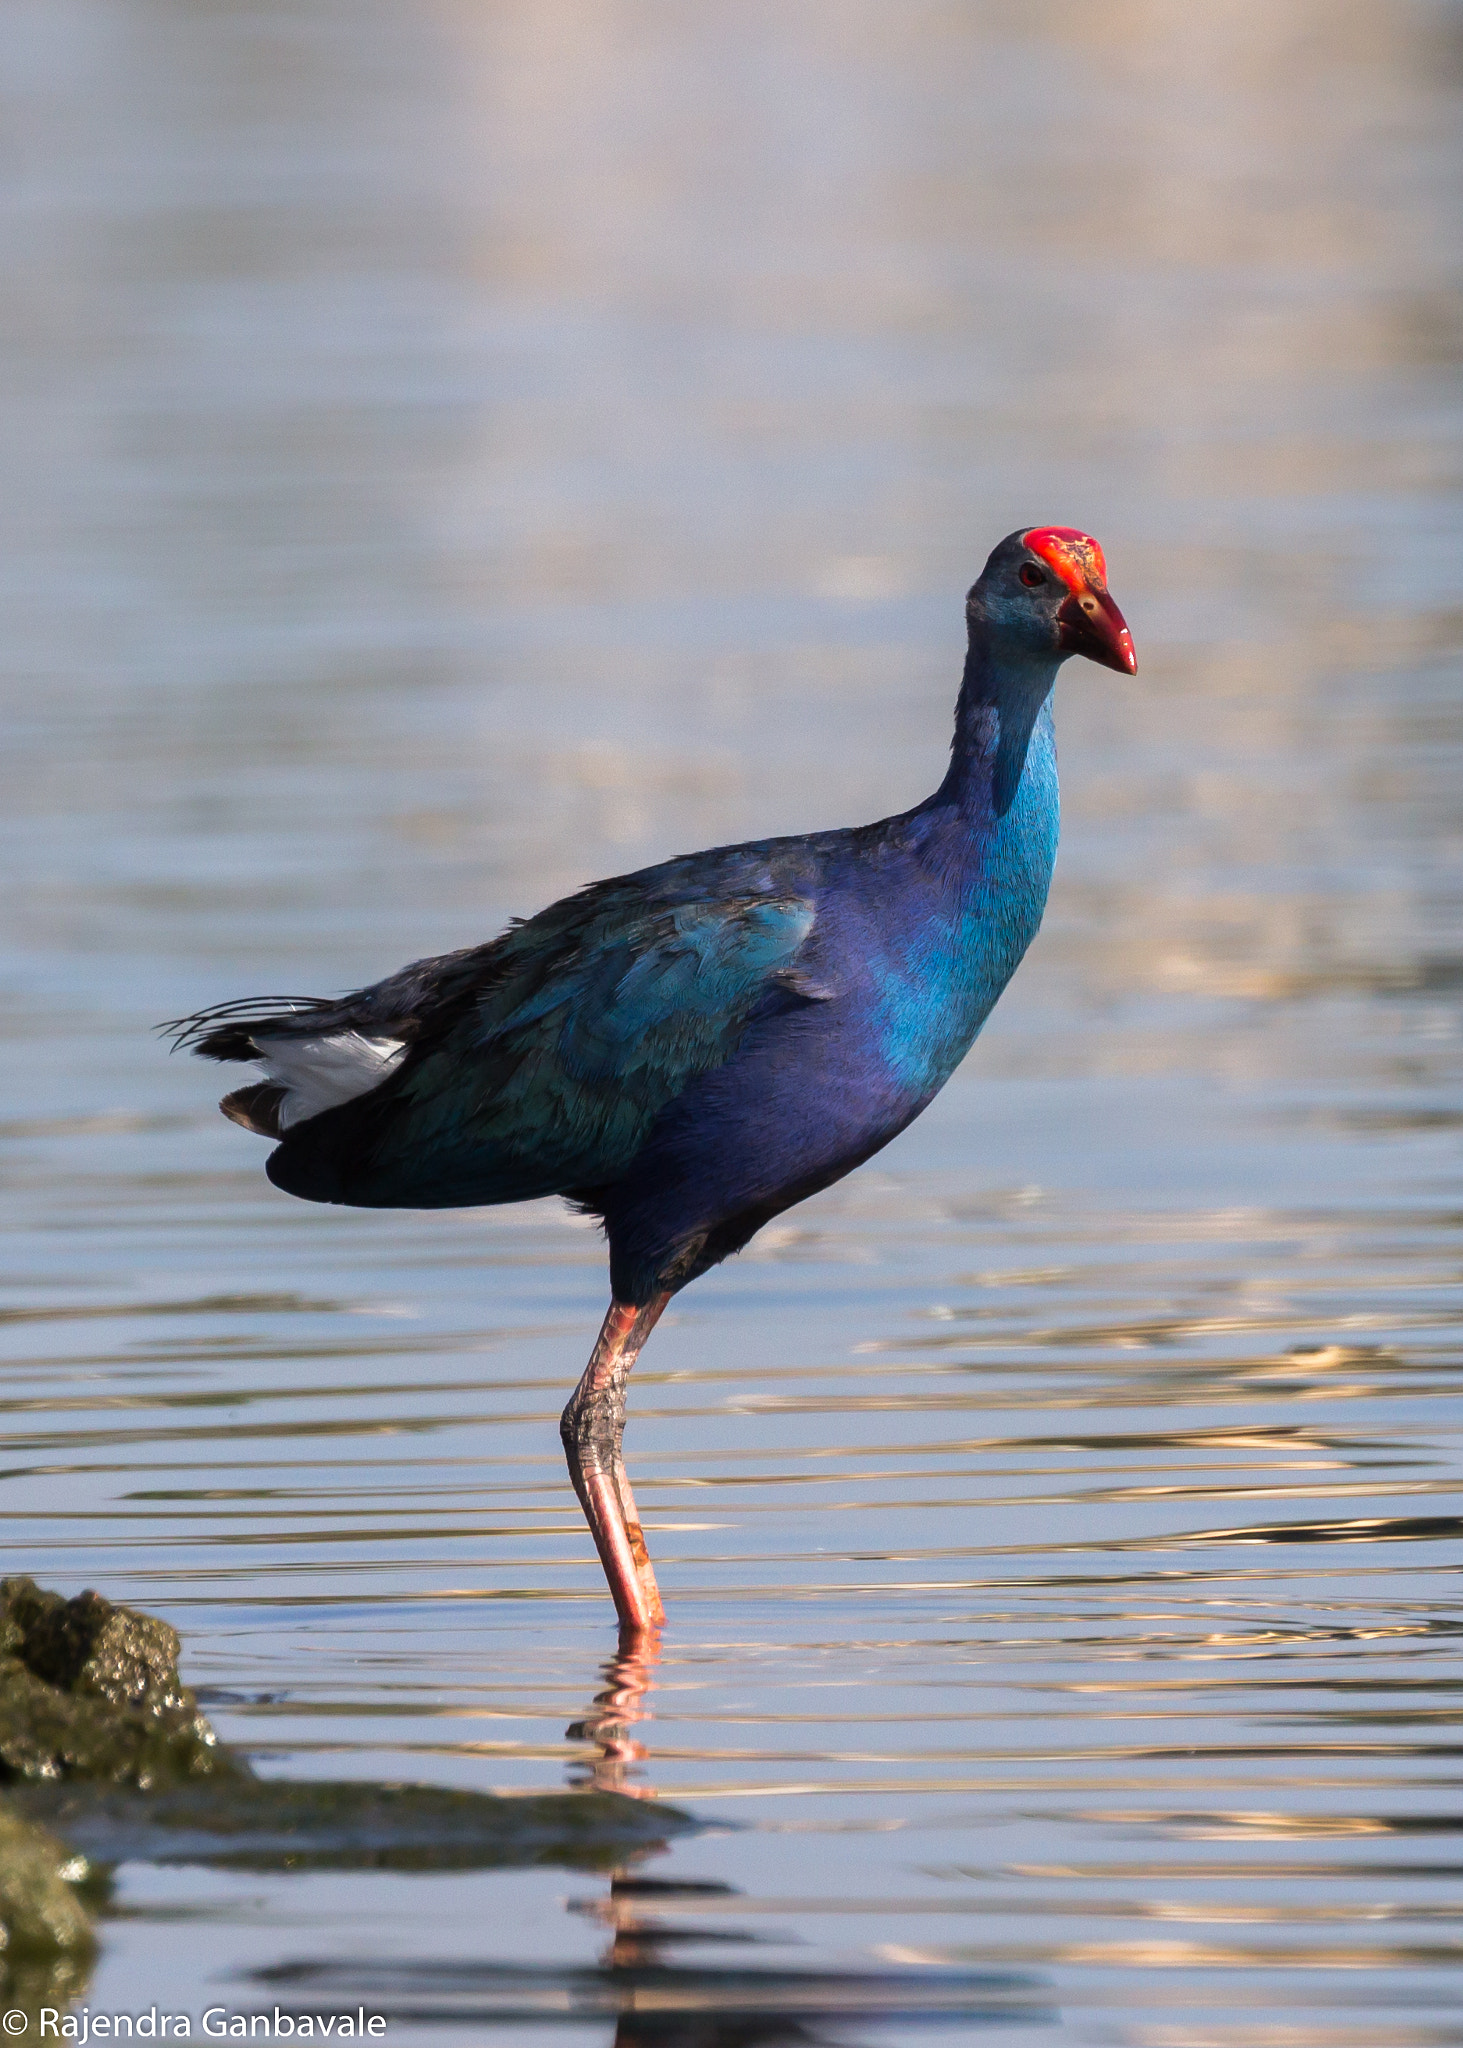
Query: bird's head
967 526 1136 677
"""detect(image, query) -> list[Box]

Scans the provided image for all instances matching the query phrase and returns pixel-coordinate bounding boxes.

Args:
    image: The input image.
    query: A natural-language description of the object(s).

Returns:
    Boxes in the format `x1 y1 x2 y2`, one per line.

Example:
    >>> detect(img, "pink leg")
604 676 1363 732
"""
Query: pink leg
561 1294 670 1635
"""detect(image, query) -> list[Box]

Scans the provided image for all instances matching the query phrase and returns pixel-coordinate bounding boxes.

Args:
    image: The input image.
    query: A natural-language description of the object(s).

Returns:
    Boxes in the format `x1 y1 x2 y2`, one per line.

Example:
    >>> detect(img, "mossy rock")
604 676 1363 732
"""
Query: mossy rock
0 1950 97 2037
0 1581 702 1877
0 1802 99 2028
0 1805 96 1956
0 1579 242 1789
9 1778 699 1876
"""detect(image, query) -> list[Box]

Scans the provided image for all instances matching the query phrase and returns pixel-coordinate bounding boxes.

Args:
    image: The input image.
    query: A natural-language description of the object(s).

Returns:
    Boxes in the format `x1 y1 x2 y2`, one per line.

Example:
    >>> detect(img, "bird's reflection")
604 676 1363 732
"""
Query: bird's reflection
248 1650 1040 2040
563 1644 860 2047
572 1874 832 2048
566 1630 662 1796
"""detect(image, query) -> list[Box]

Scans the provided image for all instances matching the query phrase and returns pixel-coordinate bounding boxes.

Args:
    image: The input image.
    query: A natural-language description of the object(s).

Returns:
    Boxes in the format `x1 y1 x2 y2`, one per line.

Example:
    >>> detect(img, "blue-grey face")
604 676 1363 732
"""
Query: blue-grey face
967 527 1136 675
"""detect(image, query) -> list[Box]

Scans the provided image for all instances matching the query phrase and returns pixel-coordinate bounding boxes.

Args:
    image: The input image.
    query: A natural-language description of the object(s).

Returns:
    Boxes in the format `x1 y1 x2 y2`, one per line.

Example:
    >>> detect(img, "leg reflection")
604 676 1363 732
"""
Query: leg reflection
566 1630 662 1797
575 1876 815 2048
561 1653 982 2046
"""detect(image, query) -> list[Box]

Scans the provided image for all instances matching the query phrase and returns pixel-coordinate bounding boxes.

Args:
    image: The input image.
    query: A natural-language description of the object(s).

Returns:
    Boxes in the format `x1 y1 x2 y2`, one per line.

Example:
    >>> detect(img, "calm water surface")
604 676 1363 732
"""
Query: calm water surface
2 3 1462 2042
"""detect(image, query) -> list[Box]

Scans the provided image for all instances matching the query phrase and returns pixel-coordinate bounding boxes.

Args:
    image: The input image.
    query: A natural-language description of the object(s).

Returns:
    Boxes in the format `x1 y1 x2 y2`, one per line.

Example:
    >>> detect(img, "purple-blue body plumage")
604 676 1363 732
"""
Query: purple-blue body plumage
168 524 1139 1633
173 525 1141 1306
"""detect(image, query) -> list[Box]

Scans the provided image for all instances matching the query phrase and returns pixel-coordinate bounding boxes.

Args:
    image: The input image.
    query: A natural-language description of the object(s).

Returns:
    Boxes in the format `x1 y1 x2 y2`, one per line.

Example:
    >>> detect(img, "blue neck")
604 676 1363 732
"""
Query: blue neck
868 634 1063 1100
928 638 1061 824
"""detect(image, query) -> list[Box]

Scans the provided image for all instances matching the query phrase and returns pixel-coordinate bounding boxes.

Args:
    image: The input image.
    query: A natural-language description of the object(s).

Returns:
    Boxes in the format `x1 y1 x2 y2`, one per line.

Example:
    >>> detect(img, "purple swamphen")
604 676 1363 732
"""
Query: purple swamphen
170 526 1136 1638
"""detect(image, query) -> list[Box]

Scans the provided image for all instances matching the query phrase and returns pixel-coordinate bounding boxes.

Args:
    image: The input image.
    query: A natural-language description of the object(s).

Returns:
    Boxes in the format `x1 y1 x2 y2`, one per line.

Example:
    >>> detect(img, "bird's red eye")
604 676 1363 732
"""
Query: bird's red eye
1019 563 1045 588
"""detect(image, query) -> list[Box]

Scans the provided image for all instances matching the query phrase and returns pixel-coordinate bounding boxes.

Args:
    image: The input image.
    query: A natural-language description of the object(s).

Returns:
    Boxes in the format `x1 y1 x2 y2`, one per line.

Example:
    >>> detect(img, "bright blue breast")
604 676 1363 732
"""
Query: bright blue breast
871 702 1059 1098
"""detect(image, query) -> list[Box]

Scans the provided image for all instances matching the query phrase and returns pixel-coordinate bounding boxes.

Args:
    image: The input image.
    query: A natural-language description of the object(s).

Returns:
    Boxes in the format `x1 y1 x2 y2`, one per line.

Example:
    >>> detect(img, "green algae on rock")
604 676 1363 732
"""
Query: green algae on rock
0 1804 96 1956
0 1579 702 1898
0 1951 96 2036
0 1578 240 1788
0 1804 99 2028
8 1778 700 1876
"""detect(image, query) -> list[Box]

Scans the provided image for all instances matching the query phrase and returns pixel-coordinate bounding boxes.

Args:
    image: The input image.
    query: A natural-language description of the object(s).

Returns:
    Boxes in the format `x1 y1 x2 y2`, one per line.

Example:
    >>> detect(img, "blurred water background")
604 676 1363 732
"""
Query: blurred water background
2 0 1462 2041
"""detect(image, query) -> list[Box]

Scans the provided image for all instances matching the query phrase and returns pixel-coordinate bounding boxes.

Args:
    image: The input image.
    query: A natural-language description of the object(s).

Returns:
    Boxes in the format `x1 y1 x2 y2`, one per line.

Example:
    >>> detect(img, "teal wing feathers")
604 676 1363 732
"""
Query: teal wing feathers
275 881 820 1205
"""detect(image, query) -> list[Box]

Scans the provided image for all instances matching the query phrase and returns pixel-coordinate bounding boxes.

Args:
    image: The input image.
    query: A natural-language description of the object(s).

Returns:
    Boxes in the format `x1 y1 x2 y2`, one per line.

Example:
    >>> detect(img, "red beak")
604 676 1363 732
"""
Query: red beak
1056 586 1136 676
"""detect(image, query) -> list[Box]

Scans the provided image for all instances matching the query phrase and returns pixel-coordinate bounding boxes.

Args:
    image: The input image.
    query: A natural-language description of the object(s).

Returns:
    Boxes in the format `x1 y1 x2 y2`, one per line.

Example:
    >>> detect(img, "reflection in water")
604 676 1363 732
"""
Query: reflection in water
0 1953 98 2038
564 1872 1026 2048
257 1933 1042 2045
567 1637 663 1798
249 1582 1051 2040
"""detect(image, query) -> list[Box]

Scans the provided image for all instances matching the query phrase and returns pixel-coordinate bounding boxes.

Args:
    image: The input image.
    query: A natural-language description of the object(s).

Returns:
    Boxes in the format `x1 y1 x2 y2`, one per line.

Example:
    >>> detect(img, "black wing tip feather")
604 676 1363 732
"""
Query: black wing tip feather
159 939 508 1062
159 997 328 1059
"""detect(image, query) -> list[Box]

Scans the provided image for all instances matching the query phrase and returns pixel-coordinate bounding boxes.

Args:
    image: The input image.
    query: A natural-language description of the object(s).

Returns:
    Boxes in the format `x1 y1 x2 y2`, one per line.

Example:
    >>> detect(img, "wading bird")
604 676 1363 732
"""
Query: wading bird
171 526 1135 1640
